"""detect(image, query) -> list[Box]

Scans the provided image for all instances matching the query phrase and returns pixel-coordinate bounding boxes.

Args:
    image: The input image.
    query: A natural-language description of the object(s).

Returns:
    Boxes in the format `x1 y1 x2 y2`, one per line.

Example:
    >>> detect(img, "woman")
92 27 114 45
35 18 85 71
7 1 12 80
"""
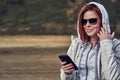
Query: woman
60 2 120 80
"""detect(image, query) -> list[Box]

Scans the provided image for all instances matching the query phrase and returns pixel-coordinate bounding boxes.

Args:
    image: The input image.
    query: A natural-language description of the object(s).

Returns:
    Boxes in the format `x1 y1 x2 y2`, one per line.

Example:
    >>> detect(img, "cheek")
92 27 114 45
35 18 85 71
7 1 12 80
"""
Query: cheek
97 21 102 31
96 26 101 32
95 23 101 32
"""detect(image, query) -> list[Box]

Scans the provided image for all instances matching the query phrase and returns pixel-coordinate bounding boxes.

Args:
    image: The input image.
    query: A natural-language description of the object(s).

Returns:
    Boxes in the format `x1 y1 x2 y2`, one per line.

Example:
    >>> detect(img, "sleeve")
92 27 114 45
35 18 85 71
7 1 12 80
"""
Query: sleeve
60 69 76 80
100 39 120 80
60 37 79 80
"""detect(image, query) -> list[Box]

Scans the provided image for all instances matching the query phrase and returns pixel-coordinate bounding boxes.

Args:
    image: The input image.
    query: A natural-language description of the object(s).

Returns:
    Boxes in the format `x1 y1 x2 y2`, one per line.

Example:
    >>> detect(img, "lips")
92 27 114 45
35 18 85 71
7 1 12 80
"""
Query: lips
85 29 93 33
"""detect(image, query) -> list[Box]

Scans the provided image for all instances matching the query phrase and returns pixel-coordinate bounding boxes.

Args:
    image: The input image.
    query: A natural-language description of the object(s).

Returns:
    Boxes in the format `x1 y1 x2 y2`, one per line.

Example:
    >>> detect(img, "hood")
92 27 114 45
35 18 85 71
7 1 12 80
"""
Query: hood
77 2 111 40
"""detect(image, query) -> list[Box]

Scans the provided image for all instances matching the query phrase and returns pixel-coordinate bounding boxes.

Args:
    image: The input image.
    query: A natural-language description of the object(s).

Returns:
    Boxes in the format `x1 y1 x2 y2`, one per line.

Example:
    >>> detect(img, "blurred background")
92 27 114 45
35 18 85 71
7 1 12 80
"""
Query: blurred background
0 0 119 80
0 0 120 36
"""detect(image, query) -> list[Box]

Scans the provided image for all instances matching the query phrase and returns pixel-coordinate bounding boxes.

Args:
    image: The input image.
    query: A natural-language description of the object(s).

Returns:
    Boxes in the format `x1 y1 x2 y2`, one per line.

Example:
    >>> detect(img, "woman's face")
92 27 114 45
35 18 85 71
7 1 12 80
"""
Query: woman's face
82 10 101 38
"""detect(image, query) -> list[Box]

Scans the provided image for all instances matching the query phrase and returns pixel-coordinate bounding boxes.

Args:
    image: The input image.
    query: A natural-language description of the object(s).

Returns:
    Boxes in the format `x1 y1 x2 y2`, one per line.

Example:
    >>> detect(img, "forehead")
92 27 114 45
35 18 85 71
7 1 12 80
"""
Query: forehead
83 10 99 19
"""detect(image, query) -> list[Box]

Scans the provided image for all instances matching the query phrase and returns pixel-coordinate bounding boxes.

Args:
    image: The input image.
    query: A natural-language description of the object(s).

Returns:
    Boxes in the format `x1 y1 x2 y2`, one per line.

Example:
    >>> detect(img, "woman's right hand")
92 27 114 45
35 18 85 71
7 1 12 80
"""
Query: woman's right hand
61 61 75 74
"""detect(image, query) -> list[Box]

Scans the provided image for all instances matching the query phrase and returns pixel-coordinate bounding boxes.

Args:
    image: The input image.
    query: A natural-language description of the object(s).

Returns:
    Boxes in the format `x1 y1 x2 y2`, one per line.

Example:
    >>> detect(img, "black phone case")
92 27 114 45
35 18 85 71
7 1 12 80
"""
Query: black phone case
59 55 78 70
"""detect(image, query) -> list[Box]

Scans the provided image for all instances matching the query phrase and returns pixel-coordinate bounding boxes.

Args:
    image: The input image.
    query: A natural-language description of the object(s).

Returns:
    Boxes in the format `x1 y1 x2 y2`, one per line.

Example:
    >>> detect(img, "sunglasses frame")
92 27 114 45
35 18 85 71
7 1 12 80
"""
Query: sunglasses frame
82 18 98 25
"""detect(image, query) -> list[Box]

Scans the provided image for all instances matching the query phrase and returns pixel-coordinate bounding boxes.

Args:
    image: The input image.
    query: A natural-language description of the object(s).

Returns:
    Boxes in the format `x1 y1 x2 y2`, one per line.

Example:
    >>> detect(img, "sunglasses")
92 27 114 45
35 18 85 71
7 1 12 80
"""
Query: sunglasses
82 18 97 25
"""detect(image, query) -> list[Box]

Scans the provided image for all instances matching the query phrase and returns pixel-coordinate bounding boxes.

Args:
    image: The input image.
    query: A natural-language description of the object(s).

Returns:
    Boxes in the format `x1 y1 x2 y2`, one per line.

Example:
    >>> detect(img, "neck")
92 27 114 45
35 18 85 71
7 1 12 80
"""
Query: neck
90 36 99 45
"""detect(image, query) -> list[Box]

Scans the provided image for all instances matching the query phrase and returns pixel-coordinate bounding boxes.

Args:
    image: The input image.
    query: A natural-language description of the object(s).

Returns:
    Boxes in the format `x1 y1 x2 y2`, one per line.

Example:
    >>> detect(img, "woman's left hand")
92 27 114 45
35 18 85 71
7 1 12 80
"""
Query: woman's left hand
97 23 115 40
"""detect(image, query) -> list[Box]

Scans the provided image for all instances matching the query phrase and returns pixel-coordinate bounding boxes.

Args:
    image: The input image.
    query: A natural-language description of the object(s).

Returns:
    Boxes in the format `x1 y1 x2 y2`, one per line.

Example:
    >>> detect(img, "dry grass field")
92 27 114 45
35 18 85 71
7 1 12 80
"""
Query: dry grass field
0 35 71 80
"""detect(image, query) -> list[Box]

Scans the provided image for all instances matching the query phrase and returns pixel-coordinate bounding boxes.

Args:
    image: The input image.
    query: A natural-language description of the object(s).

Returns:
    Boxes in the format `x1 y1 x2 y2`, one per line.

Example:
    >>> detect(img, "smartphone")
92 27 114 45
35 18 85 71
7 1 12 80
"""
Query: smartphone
58 55 78 70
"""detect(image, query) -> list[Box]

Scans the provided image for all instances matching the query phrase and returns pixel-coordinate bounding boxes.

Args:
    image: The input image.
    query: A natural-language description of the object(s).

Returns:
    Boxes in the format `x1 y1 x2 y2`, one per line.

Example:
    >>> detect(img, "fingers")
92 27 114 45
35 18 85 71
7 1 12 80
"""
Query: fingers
97 33 100 37
101 27 105 33
102 23 108 33
111 32 115 38
98 23 108 36
62 63 74 70
97 23 115 40
61 61 75 74
100 23 108 34
64 68 75 74
61 61 67 65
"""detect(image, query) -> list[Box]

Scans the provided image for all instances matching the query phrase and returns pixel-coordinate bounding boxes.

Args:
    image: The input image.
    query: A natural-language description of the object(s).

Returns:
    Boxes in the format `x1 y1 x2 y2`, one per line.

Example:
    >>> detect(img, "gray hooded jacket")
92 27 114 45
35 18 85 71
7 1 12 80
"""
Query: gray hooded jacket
60 2 120 80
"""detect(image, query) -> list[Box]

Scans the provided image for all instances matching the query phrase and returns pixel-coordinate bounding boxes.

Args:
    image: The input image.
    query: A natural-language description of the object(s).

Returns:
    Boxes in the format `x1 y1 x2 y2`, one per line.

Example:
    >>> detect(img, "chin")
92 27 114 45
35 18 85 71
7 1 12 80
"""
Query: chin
86 31 97 36
87 33 96 37
87 33 93 36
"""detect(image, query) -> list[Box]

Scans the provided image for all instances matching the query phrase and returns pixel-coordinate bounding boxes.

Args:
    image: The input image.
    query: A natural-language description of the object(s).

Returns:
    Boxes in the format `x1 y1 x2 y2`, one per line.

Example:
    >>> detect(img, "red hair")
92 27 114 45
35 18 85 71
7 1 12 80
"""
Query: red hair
78 4 102 43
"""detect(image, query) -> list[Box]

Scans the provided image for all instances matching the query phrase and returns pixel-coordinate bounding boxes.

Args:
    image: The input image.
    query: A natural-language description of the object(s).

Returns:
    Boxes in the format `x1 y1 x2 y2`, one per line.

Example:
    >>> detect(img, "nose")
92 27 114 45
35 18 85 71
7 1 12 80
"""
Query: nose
85 21 91 27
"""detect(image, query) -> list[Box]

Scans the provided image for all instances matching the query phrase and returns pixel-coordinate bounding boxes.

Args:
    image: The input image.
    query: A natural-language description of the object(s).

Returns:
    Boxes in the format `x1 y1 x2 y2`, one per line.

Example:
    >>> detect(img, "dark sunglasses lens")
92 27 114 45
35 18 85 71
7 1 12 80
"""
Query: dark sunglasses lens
82 18 97 25
89 18 97 24
82 19 87 25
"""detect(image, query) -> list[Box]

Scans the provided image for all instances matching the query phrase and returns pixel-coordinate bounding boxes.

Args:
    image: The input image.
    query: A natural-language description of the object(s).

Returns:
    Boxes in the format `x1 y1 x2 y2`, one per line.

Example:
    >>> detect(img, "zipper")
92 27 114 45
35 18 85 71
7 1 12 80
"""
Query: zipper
86 44 92 80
